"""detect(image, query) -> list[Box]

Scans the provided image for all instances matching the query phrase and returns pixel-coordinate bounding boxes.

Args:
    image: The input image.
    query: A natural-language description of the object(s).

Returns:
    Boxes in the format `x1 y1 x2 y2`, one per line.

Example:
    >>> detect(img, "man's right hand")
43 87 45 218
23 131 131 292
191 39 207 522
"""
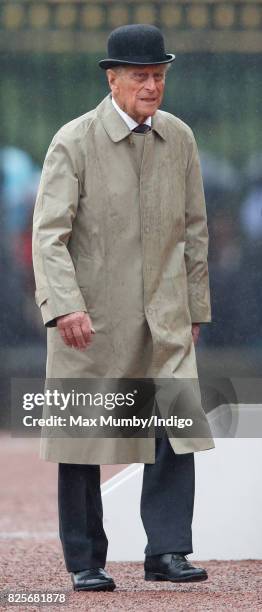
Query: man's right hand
56 311 95 350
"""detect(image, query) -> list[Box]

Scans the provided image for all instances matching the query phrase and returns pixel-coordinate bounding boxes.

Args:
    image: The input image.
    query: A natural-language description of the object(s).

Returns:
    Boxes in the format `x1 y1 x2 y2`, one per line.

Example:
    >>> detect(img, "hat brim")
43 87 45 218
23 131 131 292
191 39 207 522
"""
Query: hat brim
99 53 176 70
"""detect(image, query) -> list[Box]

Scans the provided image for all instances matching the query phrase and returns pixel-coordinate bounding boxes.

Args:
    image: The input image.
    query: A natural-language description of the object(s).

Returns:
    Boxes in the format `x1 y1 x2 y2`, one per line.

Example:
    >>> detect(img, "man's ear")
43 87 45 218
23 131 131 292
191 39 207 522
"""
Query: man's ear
106 69 117 91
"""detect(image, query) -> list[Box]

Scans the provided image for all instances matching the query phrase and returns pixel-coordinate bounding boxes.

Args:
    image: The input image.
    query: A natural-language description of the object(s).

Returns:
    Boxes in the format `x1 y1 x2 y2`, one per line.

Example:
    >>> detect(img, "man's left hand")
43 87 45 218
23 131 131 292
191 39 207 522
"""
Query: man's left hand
192 323 200 345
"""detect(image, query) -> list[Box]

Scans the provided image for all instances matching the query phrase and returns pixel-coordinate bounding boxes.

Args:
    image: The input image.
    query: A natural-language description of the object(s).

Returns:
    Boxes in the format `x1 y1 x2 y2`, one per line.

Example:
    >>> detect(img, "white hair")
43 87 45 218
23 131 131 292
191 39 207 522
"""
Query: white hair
106 63 171 77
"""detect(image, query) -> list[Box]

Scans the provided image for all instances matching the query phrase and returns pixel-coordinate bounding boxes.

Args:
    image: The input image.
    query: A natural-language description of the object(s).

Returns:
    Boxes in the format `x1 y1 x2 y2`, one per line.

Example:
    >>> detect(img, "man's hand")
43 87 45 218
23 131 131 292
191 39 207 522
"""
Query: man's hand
192 323 200 345
56 311 95 350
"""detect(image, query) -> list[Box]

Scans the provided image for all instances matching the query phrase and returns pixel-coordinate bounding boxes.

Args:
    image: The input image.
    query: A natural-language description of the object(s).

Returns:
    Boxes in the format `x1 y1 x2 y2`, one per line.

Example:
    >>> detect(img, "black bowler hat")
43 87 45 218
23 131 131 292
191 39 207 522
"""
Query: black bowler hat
99 24 175 70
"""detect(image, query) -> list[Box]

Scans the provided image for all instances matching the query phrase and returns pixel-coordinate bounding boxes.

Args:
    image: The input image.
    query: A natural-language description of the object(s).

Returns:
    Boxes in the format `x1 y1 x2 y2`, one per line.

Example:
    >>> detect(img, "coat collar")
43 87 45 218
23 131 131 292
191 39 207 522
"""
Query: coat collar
97 94 167 142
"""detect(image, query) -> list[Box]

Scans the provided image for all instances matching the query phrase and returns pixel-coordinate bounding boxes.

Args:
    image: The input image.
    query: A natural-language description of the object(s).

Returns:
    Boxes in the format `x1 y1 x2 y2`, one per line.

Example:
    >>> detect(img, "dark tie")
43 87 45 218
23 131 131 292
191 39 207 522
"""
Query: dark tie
132 124 151 133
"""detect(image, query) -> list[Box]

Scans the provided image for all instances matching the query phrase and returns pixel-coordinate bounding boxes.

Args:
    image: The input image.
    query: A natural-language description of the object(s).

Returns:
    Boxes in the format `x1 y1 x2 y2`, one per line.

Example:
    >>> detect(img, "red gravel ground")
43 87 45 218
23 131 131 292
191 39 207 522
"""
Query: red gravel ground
1 435 262 611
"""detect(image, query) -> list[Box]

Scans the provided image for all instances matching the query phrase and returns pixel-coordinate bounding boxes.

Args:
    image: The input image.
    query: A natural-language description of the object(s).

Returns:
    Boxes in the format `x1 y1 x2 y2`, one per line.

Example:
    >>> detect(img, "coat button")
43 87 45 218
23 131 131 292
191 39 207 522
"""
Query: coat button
144 226 150 233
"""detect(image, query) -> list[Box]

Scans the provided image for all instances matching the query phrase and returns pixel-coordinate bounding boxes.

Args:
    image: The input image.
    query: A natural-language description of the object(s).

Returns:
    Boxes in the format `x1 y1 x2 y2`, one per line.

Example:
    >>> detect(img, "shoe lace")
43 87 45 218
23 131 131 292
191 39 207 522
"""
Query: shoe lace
171 553 189 567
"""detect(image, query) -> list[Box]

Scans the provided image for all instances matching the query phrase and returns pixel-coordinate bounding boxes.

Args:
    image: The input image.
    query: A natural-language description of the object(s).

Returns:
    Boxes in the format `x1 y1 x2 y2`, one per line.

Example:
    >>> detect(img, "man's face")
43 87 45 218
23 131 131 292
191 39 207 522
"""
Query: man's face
107 64 167 123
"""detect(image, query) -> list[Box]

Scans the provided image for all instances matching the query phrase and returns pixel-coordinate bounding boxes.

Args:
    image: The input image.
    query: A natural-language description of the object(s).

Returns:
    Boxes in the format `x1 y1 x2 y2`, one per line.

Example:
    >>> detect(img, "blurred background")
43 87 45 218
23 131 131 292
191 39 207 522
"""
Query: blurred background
0 0 262 426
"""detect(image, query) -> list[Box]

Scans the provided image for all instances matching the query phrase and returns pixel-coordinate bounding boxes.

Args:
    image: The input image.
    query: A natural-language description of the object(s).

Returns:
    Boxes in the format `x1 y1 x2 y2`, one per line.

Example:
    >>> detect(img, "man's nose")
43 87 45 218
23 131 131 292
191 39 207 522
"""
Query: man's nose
144 76 157 91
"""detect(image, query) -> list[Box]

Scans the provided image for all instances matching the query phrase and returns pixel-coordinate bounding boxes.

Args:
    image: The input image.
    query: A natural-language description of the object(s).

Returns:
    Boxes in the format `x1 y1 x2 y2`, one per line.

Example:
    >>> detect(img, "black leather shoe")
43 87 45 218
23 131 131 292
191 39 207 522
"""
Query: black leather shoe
144 553 208 583
71 568 116 591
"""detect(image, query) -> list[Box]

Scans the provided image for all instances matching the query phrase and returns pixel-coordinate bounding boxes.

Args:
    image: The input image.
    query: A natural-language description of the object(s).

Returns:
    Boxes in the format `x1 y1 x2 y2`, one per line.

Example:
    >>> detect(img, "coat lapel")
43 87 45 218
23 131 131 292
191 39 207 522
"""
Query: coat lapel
97 93 167 142
97 94 131 142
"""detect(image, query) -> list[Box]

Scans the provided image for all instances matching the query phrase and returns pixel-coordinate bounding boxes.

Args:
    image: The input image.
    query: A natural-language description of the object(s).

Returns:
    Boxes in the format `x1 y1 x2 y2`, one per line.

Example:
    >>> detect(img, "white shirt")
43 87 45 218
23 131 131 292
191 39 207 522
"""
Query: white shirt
111 96 152 130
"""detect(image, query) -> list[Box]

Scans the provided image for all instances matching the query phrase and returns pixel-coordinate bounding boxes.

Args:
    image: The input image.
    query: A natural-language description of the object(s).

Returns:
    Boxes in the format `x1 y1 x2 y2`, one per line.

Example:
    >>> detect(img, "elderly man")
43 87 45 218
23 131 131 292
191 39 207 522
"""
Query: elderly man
32 24 214 592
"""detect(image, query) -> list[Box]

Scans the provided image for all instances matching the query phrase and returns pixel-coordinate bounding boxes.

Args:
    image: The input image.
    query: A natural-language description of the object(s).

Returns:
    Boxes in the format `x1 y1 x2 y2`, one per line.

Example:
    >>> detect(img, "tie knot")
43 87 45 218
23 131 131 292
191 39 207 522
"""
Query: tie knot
132 124 151 134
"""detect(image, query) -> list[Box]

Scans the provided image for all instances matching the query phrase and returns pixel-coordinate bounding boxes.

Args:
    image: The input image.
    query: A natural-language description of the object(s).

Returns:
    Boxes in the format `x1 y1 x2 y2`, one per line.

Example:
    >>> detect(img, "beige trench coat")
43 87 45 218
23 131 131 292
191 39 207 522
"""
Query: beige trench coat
32 93 215 464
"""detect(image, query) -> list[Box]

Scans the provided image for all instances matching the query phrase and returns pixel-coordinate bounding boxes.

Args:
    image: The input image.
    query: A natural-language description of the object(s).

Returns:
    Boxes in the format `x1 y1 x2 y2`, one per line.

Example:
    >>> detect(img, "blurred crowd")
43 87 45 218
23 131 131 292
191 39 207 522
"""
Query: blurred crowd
200 150 262 348
0 147 41 346
0 145 261 348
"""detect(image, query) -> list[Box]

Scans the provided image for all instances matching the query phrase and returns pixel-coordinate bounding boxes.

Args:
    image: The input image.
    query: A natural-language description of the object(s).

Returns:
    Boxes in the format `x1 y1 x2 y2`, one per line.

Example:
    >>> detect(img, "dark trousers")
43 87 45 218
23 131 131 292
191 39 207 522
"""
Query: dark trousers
58 434 195 572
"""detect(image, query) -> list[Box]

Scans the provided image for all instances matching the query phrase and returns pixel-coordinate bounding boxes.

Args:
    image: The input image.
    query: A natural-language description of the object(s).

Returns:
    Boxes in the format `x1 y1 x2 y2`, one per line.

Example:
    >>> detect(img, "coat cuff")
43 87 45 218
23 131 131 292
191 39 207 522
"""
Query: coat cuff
35 288 88 328
188 284 212 323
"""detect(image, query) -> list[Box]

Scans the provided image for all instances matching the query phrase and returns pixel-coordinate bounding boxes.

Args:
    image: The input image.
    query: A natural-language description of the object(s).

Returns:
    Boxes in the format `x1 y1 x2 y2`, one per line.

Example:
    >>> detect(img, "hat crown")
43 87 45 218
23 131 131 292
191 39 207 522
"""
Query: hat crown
108 24 165 61
98 23 176 69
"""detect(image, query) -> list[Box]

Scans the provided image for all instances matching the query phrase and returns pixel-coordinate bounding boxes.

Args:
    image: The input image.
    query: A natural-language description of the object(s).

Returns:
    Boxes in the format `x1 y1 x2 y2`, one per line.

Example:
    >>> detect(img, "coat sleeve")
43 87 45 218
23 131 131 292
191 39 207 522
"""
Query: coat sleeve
32 133 87 327
184 130 212 323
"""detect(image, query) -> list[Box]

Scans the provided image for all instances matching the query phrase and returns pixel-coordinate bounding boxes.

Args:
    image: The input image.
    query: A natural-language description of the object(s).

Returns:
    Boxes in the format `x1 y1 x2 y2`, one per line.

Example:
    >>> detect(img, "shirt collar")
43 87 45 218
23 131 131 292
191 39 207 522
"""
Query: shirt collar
111 96 152 131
